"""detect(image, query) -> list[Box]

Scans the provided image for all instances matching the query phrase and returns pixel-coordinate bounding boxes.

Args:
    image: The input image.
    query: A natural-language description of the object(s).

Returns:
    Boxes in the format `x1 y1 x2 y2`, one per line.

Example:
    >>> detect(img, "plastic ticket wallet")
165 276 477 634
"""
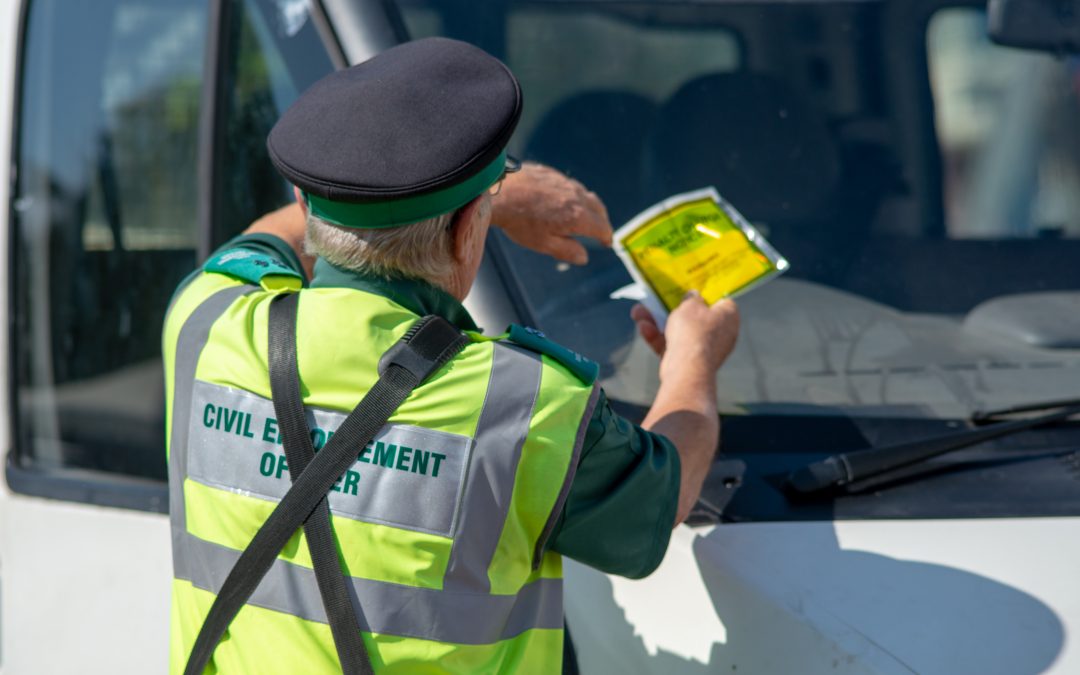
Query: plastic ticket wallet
612 187 789 325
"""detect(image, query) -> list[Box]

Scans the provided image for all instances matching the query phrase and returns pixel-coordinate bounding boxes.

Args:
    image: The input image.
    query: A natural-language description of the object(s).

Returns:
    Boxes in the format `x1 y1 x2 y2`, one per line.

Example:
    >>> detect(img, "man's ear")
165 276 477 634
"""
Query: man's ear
294 186 308 216
450 195 486 263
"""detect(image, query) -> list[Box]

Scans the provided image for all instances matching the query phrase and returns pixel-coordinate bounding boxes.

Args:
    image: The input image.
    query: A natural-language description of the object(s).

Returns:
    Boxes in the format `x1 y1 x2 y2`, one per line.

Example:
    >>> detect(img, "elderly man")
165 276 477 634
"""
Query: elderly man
165 38 738 674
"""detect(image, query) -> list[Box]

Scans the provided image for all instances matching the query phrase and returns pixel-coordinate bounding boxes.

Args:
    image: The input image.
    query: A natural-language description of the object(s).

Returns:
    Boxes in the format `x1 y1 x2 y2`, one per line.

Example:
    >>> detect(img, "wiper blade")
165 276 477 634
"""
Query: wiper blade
972 397 1080 423
785 401 1080 497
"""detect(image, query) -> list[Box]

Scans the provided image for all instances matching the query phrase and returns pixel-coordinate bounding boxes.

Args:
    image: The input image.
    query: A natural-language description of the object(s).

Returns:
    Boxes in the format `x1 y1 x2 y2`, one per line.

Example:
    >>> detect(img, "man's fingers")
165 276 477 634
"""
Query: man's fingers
552 179 612 246
631 303 666 355
677 289 707 309
493 161 614 261
544 236 590 265
710 298 740 331
636 319 666 356
576 190 613 246
630 302 654 324
710 297 739 317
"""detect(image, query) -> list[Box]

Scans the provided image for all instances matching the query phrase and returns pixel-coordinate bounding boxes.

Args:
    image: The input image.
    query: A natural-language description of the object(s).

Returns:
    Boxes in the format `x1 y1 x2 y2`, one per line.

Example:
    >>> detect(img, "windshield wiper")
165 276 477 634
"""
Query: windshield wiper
785 398 1080 497
970 397 1080 423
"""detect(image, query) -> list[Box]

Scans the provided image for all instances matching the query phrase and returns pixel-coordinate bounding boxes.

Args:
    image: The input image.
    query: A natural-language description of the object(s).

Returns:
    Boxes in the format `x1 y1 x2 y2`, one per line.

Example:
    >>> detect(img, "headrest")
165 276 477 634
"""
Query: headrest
526 91 658 222
649 72 841 225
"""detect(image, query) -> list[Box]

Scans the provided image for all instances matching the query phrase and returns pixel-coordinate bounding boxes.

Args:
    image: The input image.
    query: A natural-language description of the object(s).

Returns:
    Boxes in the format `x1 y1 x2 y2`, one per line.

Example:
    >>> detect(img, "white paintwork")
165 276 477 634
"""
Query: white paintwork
566 518 1080 674
0 0 16 486
1 500 172 674
0 0 15 665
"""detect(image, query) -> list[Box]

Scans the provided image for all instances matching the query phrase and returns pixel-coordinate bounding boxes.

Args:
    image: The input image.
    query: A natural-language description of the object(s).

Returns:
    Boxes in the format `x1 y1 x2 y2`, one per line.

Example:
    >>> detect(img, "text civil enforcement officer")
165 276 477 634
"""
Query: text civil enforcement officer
164 37 739 674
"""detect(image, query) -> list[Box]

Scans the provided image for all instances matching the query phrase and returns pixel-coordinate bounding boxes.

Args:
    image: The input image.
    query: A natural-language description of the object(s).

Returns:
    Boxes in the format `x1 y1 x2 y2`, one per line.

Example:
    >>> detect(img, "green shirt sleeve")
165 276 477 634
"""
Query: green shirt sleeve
546 389 681 579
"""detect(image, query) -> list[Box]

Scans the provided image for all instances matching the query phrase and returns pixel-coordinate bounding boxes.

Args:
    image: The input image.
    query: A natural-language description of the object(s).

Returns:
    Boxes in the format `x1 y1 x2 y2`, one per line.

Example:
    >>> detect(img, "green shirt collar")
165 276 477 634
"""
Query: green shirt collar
309 258 479 332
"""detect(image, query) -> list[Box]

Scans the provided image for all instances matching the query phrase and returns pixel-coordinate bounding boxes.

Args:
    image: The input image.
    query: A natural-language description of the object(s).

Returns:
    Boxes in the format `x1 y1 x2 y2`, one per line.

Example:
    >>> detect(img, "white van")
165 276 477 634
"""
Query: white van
2 0 1080 673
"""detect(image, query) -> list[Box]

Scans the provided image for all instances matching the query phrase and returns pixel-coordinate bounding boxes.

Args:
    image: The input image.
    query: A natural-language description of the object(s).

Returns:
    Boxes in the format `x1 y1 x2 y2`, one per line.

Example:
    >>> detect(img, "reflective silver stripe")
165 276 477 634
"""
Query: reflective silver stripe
532 383 602 569
175 531 564 644
443 343 543 592
168 284 254 574
186 380 473 537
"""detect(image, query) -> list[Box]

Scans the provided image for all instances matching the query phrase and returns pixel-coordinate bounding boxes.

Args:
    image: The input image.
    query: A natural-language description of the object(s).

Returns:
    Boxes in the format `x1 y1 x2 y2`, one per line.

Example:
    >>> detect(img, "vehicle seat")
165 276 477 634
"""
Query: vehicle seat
525 90 659 225
646 71 842 225
645 71 865 285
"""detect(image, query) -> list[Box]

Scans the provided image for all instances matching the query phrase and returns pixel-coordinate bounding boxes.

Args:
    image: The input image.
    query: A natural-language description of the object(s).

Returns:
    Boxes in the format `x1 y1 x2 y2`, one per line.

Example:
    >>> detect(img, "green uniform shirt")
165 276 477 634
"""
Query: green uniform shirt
203 234 681 579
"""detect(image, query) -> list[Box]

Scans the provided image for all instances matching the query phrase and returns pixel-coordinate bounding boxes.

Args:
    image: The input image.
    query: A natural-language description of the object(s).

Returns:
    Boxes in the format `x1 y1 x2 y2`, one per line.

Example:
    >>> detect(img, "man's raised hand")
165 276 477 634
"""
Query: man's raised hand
491 162 613 265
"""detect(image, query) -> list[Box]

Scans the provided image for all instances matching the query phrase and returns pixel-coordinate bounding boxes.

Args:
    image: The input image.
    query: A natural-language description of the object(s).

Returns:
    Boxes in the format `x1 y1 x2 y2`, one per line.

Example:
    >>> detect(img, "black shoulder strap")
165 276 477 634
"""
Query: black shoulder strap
268 292 371 674
184 292 468 675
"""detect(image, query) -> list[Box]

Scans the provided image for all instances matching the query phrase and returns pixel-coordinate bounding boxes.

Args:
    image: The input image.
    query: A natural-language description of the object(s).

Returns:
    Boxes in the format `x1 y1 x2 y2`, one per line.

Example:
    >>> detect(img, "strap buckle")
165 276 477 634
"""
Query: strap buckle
378 315 467 384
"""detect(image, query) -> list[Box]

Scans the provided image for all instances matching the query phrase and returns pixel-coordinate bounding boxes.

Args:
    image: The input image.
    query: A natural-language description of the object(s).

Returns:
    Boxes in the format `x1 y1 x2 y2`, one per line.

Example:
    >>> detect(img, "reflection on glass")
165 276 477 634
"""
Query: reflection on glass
12 0 333 480
929 9 1080 239
15 0 209 478
402 1 1080 421
218 0 335 241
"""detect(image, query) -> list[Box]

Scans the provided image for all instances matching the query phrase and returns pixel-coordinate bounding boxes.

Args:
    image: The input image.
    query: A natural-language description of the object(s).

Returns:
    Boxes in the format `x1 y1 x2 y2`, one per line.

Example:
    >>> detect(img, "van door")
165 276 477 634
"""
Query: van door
2 1 342 672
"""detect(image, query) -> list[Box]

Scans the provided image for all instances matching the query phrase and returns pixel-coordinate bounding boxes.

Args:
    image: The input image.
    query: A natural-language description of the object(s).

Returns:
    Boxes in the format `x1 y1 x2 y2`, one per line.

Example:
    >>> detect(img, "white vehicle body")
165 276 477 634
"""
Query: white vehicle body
0 7 173 670
1 1 1078 674
567 520 1080 674
0 1 141 672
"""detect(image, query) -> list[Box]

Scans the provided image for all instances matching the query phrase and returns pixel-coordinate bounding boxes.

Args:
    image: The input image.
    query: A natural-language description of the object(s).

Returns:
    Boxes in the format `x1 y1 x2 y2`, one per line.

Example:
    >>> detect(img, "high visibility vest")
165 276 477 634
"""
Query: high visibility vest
163 269 599 674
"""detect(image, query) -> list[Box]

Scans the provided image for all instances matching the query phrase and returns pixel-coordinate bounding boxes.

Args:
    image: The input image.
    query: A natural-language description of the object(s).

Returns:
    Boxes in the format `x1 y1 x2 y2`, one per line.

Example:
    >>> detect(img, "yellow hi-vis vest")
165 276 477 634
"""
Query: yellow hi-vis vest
163 269 599 674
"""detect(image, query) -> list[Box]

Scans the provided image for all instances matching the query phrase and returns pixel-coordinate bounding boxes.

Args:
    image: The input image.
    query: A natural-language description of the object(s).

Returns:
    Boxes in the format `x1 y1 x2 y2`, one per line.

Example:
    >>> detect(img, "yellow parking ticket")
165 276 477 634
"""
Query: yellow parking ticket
614 188 788 315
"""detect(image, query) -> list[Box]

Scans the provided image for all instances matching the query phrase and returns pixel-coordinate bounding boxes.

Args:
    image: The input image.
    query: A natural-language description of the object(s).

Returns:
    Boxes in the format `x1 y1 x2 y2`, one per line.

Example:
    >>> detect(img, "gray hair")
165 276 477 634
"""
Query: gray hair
304 210 456 284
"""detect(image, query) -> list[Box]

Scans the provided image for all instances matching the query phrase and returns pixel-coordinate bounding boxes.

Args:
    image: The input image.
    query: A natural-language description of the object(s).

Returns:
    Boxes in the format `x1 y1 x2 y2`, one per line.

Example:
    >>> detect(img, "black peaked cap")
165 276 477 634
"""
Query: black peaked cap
268 37 522 203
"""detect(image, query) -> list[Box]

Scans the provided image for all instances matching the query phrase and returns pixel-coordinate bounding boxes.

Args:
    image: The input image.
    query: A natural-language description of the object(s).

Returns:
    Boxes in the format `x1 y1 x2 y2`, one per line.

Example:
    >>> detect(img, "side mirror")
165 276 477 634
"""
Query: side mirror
988 0 1080 53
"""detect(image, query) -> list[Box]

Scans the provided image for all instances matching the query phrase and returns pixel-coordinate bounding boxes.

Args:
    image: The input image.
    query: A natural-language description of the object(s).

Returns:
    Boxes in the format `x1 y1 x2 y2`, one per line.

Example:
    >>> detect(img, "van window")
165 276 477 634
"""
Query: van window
11 0 334 500
398 1 1080 422
216 0 336 243
400 1 741 226
13 0 210 483
928 8 1080 239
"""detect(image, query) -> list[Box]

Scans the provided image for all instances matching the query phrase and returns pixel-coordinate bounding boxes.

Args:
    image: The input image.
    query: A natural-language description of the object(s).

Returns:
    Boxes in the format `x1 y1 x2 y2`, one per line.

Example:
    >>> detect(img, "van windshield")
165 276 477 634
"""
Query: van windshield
400 0 1080 420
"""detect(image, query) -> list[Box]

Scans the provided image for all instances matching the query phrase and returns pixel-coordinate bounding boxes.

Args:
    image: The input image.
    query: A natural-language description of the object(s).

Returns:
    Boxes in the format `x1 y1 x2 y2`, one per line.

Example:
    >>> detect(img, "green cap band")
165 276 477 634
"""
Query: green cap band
303 151 508 229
